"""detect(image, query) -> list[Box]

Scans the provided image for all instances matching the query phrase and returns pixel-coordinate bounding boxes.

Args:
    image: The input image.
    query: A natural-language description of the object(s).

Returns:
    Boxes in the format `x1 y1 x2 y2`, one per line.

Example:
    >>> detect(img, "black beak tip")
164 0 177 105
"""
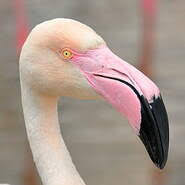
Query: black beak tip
152 150 168 169
155 160 166 170
139 94 169 169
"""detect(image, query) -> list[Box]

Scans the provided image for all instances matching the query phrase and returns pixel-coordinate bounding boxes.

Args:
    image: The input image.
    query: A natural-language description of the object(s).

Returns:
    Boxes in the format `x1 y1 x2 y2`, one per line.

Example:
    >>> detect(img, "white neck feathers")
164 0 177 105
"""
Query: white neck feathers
20 82 86 185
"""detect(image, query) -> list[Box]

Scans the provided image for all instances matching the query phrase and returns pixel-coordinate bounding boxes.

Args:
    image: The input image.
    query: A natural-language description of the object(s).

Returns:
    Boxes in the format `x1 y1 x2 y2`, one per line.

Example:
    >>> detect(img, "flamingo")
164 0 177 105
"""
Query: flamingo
19 18 169 185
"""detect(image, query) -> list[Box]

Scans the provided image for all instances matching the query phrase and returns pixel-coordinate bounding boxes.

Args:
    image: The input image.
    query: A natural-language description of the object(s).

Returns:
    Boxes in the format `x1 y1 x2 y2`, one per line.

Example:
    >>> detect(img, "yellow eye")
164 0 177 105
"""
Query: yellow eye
62 49 73 59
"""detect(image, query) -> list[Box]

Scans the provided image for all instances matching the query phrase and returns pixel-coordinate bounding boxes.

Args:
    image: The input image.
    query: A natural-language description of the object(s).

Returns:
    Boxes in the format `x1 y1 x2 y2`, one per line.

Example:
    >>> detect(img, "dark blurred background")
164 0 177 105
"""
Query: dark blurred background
0 0 185 185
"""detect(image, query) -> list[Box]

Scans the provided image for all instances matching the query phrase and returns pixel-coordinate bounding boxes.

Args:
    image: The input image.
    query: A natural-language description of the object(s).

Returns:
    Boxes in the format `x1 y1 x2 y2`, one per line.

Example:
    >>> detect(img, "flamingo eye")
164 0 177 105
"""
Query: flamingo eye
61 49 73 59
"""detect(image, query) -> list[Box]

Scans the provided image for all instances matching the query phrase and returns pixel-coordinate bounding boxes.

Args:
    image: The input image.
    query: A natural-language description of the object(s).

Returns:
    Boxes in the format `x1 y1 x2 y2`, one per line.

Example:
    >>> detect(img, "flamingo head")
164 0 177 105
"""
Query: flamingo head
20 18 169 169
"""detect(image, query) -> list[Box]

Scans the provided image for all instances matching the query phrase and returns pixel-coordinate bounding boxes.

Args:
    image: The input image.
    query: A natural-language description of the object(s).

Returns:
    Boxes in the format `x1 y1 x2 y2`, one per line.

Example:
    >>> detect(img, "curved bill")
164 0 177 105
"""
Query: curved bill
71 46 169 169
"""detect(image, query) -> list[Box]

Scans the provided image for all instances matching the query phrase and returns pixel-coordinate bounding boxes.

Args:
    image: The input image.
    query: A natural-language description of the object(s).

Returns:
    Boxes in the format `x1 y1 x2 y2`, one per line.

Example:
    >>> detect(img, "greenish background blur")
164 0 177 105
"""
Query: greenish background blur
0 0 184 185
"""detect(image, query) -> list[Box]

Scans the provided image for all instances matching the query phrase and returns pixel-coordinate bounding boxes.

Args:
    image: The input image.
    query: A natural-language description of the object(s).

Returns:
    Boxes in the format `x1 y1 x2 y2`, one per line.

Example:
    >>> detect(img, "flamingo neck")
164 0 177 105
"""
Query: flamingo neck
21 83 86 185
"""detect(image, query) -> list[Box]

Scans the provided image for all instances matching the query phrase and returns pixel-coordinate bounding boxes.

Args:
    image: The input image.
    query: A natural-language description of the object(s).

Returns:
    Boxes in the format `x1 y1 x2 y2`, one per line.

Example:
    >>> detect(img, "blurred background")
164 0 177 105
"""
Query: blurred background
0 0 185 185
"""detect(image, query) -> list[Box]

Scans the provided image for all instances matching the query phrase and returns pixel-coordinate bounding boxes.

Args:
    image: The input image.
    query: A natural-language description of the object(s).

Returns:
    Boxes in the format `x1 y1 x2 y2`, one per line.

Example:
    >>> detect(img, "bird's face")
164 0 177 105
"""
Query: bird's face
20 18 169 169
20 19 105 99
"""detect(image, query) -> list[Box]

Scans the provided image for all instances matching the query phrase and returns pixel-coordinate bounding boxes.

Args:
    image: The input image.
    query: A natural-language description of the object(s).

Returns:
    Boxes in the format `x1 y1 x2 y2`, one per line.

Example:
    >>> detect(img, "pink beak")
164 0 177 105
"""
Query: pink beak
71 46 169 169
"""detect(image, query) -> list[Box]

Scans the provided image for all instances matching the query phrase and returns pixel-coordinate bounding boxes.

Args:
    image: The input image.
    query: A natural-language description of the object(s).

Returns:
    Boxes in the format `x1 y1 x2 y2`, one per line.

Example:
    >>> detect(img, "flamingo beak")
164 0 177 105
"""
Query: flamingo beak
72 46 169 169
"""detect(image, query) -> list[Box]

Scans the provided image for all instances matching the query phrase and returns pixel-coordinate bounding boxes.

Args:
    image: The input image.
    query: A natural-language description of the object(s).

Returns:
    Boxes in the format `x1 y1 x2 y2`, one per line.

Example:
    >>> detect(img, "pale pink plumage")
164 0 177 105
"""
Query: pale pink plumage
19 19 169 185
